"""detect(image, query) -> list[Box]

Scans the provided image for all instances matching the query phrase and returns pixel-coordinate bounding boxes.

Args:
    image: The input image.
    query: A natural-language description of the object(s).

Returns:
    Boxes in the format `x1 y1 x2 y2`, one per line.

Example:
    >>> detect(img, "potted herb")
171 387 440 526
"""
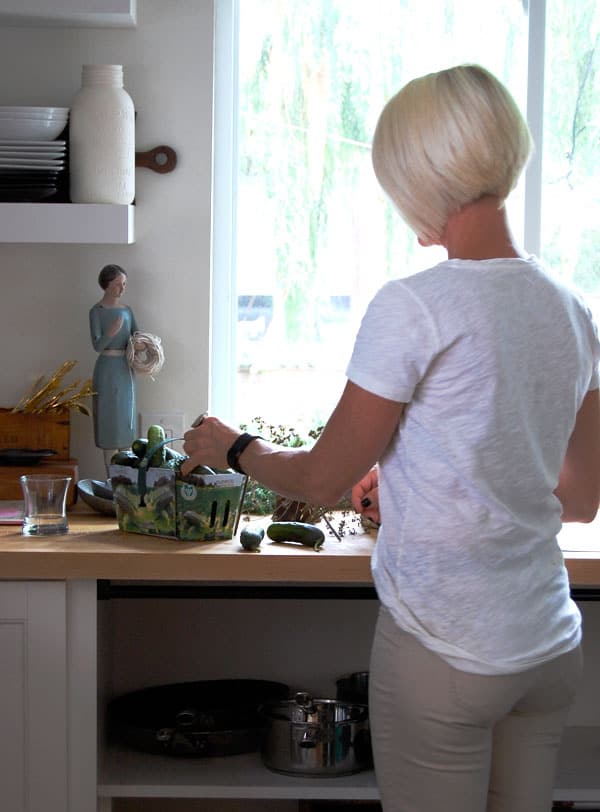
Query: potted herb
238 417 364 538
238 417 324 522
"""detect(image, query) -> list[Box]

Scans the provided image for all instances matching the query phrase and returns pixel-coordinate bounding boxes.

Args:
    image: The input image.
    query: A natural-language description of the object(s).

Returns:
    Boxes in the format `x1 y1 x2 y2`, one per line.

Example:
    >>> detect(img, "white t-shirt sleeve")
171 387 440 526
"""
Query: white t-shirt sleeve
588 317 600 391
346 280 439 403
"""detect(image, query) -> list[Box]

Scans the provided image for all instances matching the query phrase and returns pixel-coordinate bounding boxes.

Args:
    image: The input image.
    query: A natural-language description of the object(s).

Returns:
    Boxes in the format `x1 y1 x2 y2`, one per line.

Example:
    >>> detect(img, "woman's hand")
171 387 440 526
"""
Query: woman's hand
352 466 381 524
181 415 240 474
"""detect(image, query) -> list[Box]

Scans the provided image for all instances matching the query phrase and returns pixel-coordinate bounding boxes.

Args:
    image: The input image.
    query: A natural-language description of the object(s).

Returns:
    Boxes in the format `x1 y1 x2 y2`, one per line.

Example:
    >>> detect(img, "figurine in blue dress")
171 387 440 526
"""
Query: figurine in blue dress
89 264 140 470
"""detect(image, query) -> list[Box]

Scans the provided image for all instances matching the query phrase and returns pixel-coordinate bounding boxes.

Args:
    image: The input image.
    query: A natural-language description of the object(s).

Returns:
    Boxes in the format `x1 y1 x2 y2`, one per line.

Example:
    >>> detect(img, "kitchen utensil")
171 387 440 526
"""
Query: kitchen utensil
260 691 371 776
336 670 369 705
0 139 66 147
0 448 57 465
336 672 373 764
0 117 67 140
77 479 116 516
108 679 289 757
0 106 69 117
0 161 64 170
135 145 177 174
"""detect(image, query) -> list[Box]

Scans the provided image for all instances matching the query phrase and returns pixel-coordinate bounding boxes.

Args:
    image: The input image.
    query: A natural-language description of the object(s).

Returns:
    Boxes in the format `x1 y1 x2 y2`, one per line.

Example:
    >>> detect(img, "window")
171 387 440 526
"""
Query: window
212 0 600 432
540 0 600 309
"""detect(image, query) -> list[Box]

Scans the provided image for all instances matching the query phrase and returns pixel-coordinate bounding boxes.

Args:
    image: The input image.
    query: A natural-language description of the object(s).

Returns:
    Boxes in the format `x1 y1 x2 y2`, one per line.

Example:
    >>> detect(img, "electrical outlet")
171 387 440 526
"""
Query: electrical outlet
139 412 186 453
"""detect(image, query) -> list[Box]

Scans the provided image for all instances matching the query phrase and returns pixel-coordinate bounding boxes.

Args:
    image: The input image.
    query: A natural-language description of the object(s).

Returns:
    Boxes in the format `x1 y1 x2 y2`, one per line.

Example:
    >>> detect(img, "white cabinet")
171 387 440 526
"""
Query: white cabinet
0 581 68 812
2 580 600 809
0 203 134 244
0 0 136 28
0 580 97 812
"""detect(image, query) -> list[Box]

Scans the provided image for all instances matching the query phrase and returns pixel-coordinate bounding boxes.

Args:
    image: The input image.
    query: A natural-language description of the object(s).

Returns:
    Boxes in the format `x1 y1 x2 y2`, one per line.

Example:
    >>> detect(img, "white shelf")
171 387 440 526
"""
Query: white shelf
98 727 600 802
99 746 379 801
0 0 136 28
0 202 134 244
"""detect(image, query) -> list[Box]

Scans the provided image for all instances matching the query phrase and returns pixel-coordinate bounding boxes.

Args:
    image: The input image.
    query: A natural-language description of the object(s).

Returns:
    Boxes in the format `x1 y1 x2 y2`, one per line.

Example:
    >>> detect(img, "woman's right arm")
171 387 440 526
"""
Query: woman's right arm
554 388 600 523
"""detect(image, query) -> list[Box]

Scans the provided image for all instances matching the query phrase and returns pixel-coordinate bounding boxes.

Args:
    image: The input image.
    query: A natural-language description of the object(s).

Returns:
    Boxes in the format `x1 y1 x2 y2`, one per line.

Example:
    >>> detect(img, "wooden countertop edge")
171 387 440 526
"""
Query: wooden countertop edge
0 513 598 587
0 515 375 583
0 550 374 583
0 558 596 586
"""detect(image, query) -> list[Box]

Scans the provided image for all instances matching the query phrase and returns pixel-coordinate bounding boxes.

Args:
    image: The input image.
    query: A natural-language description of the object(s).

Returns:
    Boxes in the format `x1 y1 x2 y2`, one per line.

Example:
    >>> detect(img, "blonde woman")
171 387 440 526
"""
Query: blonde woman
182 65 600 812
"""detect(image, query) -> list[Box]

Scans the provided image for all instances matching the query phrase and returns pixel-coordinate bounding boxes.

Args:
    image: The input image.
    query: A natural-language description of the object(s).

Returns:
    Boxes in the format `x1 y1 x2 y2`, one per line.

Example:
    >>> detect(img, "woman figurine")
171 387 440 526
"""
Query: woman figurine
90 264 139 471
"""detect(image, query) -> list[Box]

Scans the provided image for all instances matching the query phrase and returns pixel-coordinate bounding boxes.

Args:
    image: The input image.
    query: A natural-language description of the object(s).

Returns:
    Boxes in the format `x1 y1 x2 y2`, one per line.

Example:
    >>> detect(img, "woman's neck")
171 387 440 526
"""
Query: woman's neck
442 196 526 261
101 294 124 307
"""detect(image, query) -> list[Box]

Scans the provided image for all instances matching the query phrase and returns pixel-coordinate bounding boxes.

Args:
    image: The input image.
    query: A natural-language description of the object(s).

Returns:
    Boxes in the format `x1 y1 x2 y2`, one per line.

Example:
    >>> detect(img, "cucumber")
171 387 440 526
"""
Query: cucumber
191 463 216 476
131 438 148 459
161 456 184 470
239 526 264 551
165 446 186 461
110 450 140 468
147 424 166 467
266 521 325 551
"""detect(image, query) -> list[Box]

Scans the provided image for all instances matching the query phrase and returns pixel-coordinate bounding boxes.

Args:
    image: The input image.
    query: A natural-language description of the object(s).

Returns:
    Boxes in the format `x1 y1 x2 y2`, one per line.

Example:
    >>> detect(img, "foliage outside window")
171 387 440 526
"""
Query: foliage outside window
541 0 599 307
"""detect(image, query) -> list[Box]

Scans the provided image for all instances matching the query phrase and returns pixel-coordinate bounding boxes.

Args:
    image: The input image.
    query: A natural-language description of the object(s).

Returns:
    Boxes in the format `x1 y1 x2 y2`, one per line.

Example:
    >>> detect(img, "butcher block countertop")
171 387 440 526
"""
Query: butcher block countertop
0 509 599 587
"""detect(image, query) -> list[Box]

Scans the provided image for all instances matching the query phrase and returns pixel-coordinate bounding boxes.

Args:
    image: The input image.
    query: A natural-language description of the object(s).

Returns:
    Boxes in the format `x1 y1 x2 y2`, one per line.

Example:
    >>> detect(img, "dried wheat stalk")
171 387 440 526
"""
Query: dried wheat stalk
12 361 95 416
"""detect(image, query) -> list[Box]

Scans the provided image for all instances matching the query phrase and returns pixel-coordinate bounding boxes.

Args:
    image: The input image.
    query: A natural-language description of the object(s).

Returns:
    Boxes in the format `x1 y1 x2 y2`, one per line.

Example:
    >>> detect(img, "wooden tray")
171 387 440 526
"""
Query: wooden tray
0 407 70 460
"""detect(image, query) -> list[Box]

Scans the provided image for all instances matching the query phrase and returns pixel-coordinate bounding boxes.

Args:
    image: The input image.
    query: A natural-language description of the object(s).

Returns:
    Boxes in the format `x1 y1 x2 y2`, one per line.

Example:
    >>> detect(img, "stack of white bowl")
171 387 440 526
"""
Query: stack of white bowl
0 106 69 141
0 107 69 202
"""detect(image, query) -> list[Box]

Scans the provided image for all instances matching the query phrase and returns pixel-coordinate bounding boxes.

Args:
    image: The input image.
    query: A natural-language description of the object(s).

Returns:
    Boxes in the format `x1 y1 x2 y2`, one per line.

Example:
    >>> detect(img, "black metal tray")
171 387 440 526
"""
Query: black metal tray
108 678 290 757
0 448 57 465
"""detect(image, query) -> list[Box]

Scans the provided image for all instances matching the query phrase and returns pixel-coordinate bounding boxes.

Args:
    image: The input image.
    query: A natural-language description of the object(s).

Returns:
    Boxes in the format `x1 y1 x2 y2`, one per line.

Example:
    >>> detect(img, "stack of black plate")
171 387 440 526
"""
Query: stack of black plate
0 139 67 202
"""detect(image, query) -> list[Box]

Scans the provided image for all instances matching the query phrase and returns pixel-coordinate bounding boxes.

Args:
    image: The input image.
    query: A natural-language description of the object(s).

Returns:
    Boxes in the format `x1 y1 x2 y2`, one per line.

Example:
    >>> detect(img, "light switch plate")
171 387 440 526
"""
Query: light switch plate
139 412 186 454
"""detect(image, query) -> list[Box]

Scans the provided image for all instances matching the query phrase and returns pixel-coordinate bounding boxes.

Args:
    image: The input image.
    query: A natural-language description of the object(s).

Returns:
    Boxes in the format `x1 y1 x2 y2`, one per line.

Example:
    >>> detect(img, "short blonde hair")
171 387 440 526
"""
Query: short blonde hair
371 64 532 243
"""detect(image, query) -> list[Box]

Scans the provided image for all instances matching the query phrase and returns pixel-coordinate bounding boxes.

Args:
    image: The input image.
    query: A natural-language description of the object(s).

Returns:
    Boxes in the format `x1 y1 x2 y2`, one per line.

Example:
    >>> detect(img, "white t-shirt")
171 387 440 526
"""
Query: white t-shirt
346 256 600 674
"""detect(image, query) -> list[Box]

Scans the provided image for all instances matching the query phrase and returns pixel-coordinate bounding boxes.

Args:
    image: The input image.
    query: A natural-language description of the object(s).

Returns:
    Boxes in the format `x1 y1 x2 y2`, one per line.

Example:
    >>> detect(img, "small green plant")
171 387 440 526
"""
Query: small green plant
241 416 323 448
239 417 323 516
237 417 363 537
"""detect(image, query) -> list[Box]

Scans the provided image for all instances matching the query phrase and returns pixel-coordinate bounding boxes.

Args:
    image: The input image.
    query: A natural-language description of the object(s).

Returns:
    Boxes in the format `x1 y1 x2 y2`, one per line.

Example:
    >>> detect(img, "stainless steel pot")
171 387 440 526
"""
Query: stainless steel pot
336 671 369 705
260 691 371 777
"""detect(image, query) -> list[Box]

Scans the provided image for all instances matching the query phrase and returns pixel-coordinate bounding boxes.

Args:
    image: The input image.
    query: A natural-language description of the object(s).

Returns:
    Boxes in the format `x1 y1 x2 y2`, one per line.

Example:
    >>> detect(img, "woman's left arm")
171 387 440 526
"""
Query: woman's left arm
182 381 405 507
554 387 600 522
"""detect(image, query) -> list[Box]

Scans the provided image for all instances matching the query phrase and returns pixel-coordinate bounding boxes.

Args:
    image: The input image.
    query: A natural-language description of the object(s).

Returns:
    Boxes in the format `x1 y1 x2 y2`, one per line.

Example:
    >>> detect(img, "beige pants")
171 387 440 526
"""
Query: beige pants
369 606 582 812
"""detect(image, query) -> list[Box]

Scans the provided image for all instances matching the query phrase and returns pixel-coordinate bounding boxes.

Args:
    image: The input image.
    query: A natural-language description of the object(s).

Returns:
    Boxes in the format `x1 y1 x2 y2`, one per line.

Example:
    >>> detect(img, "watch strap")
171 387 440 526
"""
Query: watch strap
226 432 260 474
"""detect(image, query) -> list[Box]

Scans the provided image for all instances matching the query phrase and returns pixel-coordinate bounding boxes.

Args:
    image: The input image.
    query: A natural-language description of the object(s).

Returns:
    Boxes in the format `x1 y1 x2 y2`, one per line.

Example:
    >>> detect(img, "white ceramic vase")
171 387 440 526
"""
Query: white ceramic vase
69 64 135 204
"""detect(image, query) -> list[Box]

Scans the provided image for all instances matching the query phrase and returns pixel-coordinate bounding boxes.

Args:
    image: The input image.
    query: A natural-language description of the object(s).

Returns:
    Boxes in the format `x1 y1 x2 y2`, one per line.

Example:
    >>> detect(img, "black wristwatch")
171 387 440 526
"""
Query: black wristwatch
226 432 260 474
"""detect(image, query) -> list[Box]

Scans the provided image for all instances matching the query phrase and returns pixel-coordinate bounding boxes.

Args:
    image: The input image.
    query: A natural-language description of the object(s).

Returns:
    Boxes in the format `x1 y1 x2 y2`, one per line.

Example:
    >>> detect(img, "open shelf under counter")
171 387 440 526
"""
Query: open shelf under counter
99 746 380 801
0 202 134 244
554 726 600 802
98 726 600 803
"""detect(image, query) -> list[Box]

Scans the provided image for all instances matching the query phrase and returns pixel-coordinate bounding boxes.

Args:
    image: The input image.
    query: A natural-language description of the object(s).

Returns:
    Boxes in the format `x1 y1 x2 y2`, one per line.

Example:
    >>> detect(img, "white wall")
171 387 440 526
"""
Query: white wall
0 0 214 480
